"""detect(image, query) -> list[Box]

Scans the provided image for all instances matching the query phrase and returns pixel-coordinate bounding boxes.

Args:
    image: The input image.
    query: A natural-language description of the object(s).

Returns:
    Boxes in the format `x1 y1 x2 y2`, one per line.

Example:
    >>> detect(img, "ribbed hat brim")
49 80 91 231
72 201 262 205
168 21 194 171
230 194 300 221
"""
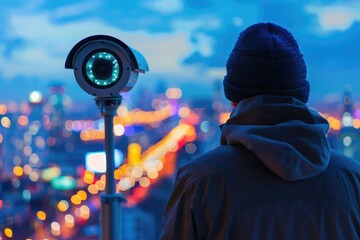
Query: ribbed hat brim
224 76 310 103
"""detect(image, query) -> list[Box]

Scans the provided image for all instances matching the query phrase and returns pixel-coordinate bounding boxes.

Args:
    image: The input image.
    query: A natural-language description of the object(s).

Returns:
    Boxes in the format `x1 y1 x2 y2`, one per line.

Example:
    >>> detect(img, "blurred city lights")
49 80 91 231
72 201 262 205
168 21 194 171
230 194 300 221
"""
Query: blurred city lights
29 91 42 104
50 221 61 236
22 189 31 201
83 170 95 184
87 184 99 195
12 178 20 188
200 120 210 133
51 176 76 190
219 112 230 124
65 214 75 228
1 116 11 128
353 119 360 129
41 167 61 181
147 171 159 179
342 112 353 127
166 88 182 99
17 115 29 127
36 211 47 221
78 104 175 142
343 136 352 147
79 205 90 218
70 195 81 205
131 166 143 178
29 171 40 182
13 166 24 177
57 200 70 212
185 143 197 154
0 104 7 115
139 177 151 187
95 180 106 191
1 76 358 240
23 145 32 156
324 115 342 131
4 228 13 238
128 143 142 166
118 178 132 191
85 150 123 173
114 124 125 136
23 164 32 175
178 106 191 118
77 190 88 201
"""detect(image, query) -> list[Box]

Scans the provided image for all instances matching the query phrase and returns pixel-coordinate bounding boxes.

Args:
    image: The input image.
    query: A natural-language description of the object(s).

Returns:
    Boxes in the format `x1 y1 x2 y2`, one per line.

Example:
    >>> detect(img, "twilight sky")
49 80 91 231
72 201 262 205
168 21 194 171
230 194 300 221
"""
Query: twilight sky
1 0 360 107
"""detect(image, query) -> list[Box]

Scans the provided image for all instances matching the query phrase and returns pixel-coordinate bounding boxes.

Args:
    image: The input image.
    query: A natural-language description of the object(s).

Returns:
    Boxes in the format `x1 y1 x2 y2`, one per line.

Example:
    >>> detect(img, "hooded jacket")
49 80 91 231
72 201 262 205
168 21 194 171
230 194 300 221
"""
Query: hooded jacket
160 95 360 240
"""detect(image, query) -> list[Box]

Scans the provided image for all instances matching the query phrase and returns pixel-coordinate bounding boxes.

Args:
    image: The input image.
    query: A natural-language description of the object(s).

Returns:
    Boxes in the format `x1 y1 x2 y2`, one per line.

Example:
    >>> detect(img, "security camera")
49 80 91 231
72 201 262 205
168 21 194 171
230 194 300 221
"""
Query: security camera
65 35 149 97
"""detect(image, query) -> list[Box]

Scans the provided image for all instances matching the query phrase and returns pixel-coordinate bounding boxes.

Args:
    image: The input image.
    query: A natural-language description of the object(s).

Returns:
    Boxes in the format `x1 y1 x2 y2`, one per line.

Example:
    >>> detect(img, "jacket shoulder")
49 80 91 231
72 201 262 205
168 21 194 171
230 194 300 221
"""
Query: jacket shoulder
176 145 262 187
329 149 360 174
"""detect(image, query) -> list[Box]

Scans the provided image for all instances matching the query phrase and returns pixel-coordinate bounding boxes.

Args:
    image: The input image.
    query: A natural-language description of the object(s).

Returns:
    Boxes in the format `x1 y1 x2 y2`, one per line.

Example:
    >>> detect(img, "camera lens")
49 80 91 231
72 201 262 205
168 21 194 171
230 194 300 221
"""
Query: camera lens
92 58 113 80
85 51 122 87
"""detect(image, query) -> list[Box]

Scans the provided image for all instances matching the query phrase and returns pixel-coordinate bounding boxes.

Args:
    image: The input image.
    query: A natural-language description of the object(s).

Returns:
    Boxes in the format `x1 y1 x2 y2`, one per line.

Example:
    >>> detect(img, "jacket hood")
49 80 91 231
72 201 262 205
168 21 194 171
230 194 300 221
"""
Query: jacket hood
221 95 331 181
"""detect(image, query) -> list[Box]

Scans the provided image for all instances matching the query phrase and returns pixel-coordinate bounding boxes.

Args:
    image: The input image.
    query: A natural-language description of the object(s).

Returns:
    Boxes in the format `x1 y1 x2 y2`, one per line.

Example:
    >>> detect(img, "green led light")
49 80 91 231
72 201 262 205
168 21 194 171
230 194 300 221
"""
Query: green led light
85 51 120 87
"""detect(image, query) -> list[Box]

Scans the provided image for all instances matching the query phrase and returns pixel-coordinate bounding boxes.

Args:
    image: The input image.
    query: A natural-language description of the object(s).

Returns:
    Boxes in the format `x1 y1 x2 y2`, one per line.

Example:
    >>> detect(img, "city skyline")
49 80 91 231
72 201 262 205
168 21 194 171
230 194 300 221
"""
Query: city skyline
0 80 359 239
0 1 360 106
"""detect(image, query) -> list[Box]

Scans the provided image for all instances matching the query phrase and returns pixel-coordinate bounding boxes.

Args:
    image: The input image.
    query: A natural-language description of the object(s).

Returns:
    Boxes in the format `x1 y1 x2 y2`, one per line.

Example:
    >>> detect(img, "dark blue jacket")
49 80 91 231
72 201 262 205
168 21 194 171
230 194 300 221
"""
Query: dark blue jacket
160 96 360 239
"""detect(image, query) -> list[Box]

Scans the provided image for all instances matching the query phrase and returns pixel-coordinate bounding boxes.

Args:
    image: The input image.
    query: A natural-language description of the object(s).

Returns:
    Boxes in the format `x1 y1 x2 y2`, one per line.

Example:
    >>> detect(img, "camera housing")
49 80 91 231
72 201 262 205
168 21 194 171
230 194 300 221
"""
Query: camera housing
65 35 149 97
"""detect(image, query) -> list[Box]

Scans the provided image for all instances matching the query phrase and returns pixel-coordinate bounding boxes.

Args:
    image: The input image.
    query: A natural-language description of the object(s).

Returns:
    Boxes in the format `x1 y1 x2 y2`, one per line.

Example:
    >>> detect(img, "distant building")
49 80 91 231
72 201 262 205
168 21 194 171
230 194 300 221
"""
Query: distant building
335 87 360 160
48 84 67 148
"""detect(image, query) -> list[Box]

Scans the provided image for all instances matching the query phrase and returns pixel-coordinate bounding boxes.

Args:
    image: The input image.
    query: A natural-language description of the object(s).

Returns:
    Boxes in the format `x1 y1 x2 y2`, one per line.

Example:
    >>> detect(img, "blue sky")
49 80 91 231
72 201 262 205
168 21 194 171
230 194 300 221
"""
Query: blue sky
1 0 360 107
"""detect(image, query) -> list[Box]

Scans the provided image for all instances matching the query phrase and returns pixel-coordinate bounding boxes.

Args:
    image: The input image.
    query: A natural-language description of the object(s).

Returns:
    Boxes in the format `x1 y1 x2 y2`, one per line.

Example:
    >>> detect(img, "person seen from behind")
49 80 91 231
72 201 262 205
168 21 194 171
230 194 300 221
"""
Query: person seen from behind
160 22 360 240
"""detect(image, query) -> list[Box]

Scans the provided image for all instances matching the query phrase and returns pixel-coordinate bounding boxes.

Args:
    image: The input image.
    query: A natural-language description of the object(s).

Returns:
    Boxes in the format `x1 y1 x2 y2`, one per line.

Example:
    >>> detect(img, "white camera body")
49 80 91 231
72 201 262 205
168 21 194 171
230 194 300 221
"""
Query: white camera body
65 35 149 97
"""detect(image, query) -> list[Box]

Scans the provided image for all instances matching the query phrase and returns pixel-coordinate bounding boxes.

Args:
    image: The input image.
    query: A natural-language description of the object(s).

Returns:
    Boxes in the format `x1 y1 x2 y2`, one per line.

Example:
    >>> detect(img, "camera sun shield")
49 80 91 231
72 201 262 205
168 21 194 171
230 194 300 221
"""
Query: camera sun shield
65 35 149 97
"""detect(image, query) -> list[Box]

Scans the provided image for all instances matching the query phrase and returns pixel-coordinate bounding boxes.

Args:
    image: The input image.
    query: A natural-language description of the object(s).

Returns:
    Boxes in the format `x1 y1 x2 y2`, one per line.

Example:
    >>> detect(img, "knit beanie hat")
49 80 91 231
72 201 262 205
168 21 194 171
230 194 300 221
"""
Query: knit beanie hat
223 22 310 103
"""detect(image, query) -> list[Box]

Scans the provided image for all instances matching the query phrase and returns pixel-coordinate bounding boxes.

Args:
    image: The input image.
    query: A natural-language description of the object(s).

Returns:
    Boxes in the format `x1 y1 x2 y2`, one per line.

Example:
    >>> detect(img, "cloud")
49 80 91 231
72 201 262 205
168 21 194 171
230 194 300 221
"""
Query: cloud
192 32 215 57
143 0 183 14
206 67 225 80
171 17 221 31
52 1 101 19
0 8 211 83
307 3 360 32
0 1 253 100
232 17 244 27
0 45 64 79
169 18 221 60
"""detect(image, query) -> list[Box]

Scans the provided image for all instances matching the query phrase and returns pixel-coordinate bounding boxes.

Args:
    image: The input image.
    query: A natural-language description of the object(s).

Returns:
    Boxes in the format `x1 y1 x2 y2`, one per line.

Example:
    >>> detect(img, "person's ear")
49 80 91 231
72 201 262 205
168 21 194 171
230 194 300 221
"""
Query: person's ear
231 102 238 107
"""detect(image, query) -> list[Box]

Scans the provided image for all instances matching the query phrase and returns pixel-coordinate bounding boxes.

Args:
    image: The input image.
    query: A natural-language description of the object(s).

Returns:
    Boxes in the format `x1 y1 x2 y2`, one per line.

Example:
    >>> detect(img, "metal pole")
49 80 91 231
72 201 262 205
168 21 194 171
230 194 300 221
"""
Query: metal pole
104 112 115 194
96 96 126 240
